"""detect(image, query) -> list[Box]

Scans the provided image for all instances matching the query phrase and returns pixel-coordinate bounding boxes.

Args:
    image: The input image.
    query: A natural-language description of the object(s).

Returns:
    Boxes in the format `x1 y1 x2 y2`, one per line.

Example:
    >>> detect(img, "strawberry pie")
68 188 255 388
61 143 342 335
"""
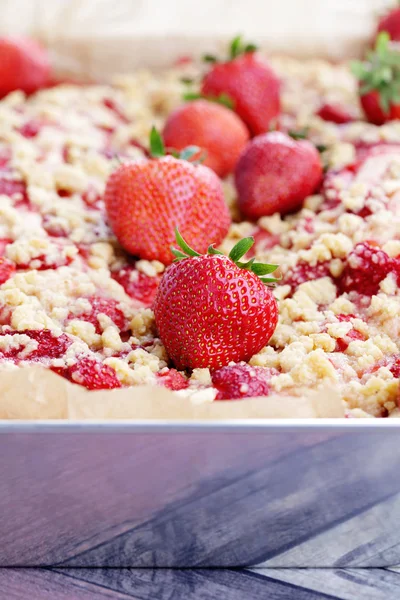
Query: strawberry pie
0 32 400 418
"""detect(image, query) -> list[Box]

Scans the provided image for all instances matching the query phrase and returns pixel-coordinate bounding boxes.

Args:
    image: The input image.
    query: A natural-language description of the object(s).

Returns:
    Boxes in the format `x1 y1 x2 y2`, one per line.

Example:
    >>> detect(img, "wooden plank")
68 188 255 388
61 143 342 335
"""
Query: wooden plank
59 432 400 567
0 568 133 600
255 491 400 567
3 568 400 600
0 430 335 565
250 568 400 600
52 568 343 600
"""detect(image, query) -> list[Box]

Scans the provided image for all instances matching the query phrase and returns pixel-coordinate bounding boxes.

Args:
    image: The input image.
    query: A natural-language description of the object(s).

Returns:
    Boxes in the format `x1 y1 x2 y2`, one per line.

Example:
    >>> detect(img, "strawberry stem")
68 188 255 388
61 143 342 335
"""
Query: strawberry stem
172 229 279 285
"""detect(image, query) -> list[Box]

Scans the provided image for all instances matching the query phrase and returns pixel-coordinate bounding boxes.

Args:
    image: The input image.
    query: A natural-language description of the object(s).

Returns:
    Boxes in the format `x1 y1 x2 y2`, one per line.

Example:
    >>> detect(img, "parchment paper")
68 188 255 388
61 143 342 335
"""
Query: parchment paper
0 367 344 419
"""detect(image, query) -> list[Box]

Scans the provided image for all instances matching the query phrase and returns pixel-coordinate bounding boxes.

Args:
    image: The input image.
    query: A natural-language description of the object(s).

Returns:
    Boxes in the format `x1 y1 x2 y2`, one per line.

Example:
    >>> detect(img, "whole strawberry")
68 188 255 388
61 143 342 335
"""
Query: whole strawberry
352 32 400 125
153 230 279 370
0 36 50 98
104 128 231 265
162 99 249 178
235 131 323 220
201 36 280 136
377 5 400 42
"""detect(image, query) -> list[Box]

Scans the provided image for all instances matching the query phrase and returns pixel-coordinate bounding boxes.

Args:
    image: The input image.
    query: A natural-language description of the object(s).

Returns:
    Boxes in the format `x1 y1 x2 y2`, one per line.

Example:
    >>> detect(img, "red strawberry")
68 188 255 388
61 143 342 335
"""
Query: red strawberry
339 242 393 296
105 128 231 265
317 102 354 124
55 357 122 390
377 6 400 42
112 265 161 306
201 36 280 136
235 131 323 220
162 99 249 178
0 257 15 284
211 363 277 400
352 32 400 125
0 36 50 98
157 368 189 391
153 231 279 370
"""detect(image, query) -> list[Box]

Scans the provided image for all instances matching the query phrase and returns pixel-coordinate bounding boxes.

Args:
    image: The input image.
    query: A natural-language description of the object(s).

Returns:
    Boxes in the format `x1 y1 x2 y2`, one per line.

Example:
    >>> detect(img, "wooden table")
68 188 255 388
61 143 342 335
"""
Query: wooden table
2 567 400 599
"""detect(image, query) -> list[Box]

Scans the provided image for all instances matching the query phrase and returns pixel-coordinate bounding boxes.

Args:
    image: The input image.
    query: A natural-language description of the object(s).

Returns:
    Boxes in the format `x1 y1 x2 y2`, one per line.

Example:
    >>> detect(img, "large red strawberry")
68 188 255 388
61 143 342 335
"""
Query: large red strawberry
352 32 400 125
0 36 50 98
153 230 279 370
162 99 249 178
377 5 400 42
201 36 280 136
235 131 323 220
104 128 231 265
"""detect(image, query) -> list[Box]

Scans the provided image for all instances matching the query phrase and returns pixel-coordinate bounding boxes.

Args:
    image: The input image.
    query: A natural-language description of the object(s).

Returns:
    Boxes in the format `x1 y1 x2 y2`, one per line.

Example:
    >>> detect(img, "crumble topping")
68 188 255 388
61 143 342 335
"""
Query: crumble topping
0 55 399 416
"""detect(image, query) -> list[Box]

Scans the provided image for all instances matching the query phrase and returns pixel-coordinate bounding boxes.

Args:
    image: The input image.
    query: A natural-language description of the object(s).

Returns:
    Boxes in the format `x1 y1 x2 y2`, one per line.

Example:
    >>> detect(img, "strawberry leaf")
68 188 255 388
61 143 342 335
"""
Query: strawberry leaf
180 77 194 85
251 263 278 276
150 126 165 158
174 228 200 258
215 93 235 109
208 244 224 255
236 257 256 269
230 35 243 59
288 127 309 140
171 248 189 260
244 43 258 53
203 54 218 63
183 91 203 101
179 146 201 161
229 237 255 262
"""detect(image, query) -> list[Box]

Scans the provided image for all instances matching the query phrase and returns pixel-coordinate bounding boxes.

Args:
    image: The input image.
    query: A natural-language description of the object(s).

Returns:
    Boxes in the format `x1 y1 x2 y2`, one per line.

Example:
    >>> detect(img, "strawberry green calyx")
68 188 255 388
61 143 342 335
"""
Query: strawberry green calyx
202 35 258 65
171 228 279 285
182 91 234 109
351 31 400 113
287 128 328 154
149 126 205 163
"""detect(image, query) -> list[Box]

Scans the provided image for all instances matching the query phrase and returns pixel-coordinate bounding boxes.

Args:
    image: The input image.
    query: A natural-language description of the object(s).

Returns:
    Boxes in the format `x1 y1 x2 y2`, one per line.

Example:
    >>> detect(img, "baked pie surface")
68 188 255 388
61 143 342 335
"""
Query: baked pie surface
0 56 399 418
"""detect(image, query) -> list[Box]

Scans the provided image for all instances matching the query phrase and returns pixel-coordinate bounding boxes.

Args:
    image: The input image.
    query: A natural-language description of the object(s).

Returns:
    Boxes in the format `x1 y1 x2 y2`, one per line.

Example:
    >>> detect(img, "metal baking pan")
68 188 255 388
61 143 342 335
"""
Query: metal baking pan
0 420 399 568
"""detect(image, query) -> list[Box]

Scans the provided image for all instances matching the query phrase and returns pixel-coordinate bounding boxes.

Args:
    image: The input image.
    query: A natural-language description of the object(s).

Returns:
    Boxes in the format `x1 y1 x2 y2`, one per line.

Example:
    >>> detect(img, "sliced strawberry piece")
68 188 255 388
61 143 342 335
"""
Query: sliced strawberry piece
339 243 393 296
157 368 188 391
103 98 129 124
247 227 280 258
211 363 277 400
0 257 16 284
317 102 354 124
283 261 331 291
112 266 161 306
68 296 128 334
0 170 28 204
18 119 42 138
57 357 122 390
0 330 72 361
